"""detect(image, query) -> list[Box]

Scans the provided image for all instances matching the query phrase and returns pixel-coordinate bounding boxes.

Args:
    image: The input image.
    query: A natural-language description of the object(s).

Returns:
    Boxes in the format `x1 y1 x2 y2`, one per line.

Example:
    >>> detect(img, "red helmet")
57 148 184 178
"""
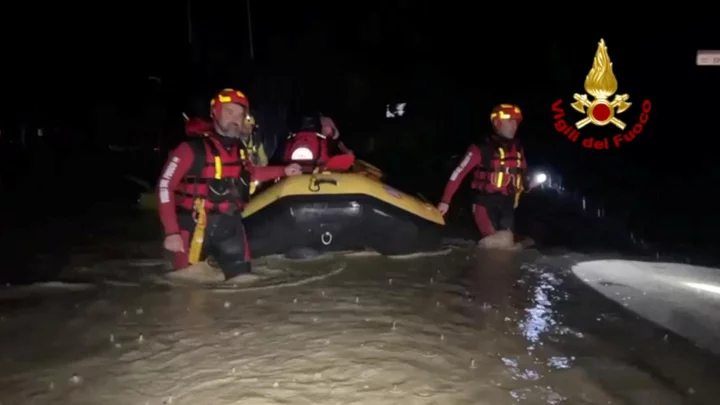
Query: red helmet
210 88 250 118
490 104 523 124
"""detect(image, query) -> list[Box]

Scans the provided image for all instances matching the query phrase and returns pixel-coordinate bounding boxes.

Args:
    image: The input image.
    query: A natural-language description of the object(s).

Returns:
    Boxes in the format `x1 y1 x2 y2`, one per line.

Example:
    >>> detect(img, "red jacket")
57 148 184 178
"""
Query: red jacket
442 138 527 204
157 136 285 236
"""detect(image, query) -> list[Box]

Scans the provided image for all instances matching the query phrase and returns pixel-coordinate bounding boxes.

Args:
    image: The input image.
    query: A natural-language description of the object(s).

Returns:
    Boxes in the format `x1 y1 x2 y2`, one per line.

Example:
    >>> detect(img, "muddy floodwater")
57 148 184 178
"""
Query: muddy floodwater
1 247 719 405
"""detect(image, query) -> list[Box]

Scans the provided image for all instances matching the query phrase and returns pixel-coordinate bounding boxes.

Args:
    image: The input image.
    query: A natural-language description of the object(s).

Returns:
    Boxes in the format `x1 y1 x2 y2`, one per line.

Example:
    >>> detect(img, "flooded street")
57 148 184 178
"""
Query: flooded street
1 247 719 404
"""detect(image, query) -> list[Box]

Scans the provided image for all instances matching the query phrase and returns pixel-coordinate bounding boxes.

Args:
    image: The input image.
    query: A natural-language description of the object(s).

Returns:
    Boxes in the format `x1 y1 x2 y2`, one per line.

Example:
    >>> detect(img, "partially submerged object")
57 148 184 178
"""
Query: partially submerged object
243 131 445 257
244 155 445 257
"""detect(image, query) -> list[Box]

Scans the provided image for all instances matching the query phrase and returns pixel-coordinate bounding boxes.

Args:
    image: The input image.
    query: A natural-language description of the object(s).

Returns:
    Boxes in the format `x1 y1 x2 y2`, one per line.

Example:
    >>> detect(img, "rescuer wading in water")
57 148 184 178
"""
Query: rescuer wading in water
158 89 301 283
437 104 541 249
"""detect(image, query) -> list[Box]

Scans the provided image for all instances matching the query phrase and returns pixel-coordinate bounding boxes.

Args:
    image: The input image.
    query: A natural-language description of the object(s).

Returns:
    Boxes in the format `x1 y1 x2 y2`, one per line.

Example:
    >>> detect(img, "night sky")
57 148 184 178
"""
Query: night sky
3 5 720 194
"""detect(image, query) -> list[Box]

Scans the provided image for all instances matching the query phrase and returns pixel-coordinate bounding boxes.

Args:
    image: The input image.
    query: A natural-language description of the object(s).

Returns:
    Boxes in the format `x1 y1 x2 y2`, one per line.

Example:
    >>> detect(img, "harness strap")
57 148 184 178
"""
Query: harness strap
188 198 207 264
475 143 523 190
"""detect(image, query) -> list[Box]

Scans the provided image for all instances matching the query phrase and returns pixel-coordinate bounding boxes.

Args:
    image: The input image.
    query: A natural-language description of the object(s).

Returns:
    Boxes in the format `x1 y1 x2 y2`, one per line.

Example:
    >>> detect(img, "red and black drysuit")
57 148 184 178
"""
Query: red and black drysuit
441 136 528 238
157 134 285 279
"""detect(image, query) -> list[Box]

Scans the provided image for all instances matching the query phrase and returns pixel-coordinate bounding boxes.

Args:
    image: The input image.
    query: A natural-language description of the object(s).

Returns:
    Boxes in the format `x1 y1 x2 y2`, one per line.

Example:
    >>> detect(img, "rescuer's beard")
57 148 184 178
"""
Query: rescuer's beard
216 122 244 139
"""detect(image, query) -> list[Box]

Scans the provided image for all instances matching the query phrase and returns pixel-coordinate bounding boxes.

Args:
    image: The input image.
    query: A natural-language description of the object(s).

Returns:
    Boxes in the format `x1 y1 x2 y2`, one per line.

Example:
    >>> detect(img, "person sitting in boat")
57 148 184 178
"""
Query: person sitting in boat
320 114 352 155
284 113 352 165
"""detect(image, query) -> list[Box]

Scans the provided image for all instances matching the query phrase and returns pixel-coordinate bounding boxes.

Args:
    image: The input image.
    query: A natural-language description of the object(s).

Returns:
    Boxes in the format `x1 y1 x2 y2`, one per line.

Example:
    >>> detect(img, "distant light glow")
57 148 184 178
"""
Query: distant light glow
534 172 547 184
385 103 407 118
683 282 720 295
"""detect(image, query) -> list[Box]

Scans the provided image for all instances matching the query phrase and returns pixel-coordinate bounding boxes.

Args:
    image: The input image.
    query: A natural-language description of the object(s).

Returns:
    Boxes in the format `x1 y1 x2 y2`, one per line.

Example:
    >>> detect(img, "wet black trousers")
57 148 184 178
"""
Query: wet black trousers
177 212 252 279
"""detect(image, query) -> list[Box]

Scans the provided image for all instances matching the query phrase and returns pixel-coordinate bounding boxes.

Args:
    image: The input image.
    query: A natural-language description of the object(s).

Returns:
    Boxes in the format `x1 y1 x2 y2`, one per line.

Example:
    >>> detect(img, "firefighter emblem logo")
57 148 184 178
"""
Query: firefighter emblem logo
571 39 631 130
551 39 652 150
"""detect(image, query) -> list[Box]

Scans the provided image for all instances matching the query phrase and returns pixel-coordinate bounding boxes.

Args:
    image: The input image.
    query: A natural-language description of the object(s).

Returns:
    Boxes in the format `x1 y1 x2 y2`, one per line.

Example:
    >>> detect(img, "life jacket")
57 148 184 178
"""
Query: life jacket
470 139 525 197
174 136 252 214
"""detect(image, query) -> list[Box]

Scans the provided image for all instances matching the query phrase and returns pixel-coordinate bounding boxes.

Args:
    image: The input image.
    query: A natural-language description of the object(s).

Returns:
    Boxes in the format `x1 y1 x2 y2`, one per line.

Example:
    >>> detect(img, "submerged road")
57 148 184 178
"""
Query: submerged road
1 248 719 404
